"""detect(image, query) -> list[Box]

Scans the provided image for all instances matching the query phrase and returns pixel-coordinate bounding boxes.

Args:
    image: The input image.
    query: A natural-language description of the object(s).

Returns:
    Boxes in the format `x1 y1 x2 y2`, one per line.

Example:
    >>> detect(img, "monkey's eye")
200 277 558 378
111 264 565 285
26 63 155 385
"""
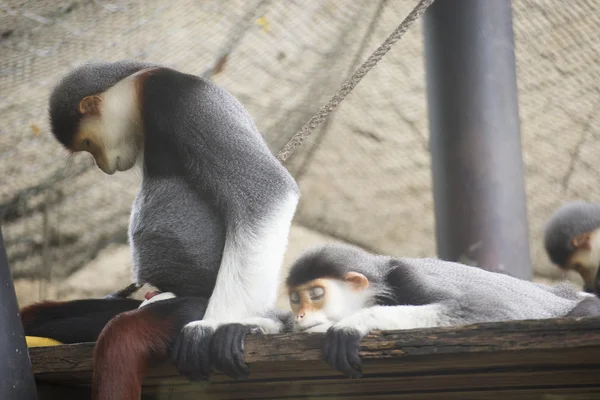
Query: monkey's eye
309 286 324 300
82 139 91 148
290 291 301 304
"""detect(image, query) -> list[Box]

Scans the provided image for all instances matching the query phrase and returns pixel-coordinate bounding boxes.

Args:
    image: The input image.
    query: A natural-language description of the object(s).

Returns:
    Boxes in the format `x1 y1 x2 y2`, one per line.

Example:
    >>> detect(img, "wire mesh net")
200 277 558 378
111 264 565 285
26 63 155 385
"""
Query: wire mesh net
1 0 599 302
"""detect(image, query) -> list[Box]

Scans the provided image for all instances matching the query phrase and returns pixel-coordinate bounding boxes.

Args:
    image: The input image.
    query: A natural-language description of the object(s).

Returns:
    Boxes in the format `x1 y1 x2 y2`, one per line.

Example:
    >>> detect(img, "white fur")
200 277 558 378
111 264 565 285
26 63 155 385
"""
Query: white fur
293 280 377 333
588 229 600 265
184 191 299 333
332 303 451 336
579 291 596 298
92 75 142 174
138 292 176 308
571 228 600 269
571 228 600 288
237 317 284 334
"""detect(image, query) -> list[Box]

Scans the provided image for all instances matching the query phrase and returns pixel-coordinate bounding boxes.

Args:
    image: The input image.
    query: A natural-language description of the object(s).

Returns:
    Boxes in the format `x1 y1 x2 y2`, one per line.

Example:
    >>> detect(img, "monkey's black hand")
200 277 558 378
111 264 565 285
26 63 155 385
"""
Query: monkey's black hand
210 323 263 379
323 327 363 378
171 322 214 381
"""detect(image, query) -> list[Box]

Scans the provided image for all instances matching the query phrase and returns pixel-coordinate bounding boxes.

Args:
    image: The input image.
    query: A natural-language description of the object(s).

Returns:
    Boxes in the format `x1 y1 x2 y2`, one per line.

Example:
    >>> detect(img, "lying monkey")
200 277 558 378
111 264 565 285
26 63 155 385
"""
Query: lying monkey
284 243 600 378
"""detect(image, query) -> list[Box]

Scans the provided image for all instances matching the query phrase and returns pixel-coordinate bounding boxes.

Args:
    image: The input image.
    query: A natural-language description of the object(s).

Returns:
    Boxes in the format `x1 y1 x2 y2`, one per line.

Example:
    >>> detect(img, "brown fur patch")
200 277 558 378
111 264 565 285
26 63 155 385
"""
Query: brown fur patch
92 306 176 400
20 300 61 327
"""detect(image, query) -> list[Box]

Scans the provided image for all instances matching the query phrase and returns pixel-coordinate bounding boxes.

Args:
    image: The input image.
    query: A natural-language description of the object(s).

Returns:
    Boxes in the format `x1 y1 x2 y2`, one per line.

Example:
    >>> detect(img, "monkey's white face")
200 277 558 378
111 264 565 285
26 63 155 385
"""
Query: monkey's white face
288 273 372 333
568 228 600 291
73 76 142 175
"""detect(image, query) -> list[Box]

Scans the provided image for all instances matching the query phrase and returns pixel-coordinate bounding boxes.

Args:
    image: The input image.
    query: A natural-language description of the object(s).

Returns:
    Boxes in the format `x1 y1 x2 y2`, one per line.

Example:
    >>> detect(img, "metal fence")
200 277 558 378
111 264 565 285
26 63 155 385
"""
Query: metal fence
1 0 599 301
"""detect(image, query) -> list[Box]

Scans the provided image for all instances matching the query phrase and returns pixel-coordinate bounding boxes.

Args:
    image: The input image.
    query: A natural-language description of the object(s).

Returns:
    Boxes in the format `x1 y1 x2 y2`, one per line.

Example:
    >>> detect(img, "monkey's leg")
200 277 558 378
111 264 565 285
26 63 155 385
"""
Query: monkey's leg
21 298 142 344
92 296 207 400
323 303 453 378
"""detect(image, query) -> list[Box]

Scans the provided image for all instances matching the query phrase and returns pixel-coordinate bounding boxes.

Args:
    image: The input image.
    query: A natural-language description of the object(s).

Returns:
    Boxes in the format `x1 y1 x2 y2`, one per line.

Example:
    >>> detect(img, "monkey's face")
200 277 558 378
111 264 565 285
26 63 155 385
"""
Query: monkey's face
72 78 142 175
288 272 371 333
565 229 600 293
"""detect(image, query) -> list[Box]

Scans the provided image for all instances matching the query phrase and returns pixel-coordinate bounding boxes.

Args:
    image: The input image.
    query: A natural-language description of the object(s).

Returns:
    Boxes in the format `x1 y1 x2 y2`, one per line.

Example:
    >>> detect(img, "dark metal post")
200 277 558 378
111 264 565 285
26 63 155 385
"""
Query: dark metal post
0 227 38 400
423 0 532 280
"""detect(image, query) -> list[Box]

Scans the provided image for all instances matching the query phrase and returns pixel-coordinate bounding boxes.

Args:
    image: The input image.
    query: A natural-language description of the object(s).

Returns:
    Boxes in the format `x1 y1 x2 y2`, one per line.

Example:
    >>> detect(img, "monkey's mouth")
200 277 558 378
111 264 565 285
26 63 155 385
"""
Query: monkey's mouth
97 162 116 175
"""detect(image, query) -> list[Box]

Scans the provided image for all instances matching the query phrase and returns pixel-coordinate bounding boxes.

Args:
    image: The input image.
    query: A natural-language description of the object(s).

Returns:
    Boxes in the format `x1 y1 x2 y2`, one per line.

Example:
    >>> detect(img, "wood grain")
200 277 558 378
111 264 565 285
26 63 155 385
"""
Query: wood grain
31 317 600 399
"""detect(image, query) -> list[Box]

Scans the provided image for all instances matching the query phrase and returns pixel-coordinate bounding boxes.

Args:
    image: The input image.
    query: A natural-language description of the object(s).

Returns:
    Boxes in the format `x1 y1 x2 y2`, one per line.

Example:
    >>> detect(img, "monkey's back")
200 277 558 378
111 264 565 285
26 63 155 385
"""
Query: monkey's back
397 257 584 322
129 176 226 297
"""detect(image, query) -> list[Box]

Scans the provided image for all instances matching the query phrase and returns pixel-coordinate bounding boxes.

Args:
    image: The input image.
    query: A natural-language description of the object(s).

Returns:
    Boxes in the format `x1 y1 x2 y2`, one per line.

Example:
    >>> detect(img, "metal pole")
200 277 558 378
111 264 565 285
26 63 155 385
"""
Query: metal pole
0 227 38 400
423 0 532 280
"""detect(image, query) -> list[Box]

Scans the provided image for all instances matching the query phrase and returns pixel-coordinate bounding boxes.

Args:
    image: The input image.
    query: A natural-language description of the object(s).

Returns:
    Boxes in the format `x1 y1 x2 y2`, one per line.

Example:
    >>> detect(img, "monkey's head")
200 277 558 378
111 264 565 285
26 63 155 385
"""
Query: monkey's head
49 60 156 175
544 201 600 293
285 244 381 333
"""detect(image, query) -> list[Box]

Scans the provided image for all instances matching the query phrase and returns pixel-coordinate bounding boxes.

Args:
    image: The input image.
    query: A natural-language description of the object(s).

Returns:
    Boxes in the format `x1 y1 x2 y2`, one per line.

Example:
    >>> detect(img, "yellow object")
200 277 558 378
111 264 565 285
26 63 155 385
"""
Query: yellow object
257 16 270 33
31 123 41 136
26 336 63 347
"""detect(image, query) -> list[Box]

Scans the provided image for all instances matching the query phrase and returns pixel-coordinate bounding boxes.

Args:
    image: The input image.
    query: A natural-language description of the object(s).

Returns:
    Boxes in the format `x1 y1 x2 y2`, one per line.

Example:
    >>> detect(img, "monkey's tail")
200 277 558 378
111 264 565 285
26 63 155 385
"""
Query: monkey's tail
21 298 143 344
92 297 207 400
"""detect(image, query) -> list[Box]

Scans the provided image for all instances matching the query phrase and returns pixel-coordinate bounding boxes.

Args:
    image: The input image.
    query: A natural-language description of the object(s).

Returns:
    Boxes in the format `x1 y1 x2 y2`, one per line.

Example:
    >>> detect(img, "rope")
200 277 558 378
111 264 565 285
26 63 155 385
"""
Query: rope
276 0 435 163
293 0 390 180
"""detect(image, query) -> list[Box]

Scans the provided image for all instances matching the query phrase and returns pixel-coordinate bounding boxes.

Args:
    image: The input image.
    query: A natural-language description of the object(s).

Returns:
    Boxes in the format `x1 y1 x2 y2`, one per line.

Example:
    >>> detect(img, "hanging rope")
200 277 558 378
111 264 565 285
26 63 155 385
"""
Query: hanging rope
276 0 435 163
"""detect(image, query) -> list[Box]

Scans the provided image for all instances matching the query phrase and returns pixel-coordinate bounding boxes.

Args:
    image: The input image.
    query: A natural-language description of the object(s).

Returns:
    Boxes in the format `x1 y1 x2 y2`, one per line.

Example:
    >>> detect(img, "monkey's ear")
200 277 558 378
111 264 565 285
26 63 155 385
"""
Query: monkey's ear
345 271 369 291
78 95 102 116
572 232 592 250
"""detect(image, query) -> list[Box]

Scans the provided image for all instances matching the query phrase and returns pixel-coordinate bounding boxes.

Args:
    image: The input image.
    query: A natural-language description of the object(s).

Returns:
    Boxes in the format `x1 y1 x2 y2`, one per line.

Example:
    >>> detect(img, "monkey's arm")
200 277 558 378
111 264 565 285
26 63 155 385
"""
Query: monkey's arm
323 303 454 378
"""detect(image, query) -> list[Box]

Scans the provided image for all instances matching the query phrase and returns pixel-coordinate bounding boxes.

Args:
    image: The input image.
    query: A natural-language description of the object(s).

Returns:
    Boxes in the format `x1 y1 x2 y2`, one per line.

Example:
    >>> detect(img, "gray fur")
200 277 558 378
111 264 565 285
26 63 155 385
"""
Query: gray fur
293 243 600 325
544 201 600 266
49 61 299 299
129 176 225 296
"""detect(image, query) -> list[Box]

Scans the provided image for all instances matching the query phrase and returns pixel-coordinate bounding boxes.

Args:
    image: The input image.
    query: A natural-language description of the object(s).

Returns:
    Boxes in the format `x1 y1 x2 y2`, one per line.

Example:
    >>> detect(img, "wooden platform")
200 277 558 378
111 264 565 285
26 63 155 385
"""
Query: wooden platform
31 317 600 400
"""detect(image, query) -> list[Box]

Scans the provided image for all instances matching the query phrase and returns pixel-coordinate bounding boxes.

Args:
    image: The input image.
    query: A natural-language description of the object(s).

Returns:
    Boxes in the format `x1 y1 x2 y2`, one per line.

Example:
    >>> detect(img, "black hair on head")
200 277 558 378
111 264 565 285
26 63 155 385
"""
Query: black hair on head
286 247 346 287
544 201 600 266
48 60 158 148
285 243 378 287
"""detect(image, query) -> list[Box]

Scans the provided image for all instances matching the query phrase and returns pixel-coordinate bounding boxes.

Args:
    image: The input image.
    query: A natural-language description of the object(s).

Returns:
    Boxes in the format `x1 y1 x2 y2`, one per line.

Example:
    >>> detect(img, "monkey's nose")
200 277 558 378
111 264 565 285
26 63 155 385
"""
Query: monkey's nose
296 312 305 320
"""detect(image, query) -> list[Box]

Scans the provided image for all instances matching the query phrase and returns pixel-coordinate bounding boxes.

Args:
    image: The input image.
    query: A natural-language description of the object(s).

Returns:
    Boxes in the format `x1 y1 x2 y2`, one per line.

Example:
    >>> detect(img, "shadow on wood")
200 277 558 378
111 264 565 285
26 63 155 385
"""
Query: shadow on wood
32 317 600 399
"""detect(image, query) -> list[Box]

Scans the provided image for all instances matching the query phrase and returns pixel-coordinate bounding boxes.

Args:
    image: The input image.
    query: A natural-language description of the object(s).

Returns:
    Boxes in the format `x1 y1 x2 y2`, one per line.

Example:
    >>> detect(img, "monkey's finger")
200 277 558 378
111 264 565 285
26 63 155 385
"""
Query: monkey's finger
323 329 340 372
209 326 227 368
326 329 362 378
227 324 253 378
335 334 358 378
196 327 214 378
342 330 363 376
172 327 209 381
231 326 252 378
211 324 250 379
213 324 239 378
345 335 363 378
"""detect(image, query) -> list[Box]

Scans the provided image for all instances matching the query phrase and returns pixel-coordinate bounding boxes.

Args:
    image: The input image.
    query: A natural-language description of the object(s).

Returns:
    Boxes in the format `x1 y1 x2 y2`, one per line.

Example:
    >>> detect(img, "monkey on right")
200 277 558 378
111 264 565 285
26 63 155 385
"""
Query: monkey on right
544 201 600 294
281 243 600 378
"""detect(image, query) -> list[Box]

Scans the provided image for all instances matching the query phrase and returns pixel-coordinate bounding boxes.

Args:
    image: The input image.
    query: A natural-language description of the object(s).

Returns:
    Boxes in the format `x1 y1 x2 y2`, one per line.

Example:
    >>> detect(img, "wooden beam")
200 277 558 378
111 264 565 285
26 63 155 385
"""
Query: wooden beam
31 317 600 399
